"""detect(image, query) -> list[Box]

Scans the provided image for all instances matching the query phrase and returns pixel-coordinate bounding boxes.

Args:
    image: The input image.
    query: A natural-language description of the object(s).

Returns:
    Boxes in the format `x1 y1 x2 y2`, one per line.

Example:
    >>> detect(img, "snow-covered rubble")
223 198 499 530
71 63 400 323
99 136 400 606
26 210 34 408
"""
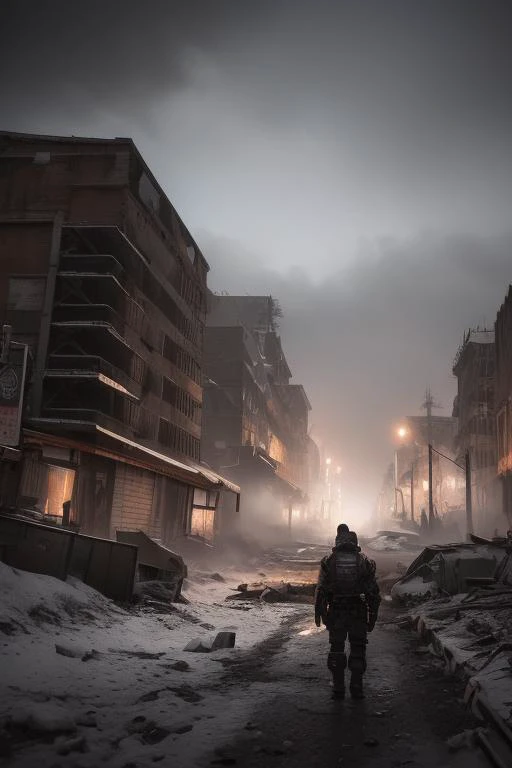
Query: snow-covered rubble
0 561 300 767
409 585 512 728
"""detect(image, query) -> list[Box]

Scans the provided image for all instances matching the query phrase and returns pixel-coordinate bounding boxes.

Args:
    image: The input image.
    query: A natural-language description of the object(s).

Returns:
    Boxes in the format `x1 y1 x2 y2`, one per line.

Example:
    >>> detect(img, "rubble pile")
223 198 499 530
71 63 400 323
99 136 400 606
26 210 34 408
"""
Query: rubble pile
406 547 512 729
226 581 316 604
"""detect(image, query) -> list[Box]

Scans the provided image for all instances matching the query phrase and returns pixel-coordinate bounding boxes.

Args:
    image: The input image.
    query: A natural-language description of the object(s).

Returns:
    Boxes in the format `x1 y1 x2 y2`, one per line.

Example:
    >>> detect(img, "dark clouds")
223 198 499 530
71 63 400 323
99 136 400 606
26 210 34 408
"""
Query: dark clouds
2 1 512 517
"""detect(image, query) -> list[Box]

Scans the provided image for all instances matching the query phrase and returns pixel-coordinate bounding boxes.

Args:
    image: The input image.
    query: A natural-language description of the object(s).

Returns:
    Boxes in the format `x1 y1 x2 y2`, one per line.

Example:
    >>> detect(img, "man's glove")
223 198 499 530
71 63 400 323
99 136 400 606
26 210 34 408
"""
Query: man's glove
367 614 377 633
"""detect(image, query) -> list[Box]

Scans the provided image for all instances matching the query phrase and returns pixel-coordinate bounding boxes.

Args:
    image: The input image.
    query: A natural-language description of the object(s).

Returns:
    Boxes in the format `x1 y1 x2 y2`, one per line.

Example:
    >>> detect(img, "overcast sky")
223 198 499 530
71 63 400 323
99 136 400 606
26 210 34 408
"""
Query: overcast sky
2 1 512 521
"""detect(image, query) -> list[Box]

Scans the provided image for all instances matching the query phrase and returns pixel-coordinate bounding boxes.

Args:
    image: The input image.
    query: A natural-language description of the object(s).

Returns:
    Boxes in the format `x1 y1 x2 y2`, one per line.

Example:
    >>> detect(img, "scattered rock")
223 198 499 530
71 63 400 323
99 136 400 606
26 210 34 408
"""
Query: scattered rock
55 735 86 755
244 722 258 731
212 631 236 650
117 650 165 660
168 685 204 703
184 638 212 653
283 739 293 749
55 643 82 659
137 690 161 703
200 623 215 630
172 724 194 735
81 649 102 662
127 715 148 735
446 730 476 751
210 573 225 582
169 660 190 672
364 737 379 747
141 725 171 745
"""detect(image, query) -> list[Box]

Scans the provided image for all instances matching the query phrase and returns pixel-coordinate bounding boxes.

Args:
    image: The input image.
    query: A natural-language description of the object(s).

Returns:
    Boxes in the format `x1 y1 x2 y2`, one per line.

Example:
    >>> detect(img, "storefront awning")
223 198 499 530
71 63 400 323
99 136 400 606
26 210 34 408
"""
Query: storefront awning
23 425 240 495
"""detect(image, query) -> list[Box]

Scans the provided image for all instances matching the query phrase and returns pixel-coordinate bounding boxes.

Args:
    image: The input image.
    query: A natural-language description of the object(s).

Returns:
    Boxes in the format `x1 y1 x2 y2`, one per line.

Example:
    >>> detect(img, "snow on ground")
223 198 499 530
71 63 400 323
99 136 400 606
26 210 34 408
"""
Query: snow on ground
367 534 413 552
0 561 302 767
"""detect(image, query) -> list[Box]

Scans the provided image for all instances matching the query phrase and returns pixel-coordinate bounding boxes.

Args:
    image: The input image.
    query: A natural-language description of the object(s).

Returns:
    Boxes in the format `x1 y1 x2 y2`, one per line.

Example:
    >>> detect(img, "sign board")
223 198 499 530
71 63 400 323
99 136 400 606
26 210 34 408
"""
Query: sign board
0 345 28 447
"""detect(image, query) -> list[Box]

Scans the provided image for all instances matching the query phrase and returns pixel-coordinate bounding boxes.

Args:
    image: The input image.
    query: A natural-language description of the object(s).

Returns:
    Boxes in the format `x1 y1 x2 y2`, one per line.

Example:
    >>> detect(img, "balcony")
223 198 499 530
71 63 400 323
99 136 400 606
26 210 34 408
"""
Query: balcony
41 383 157 441
54 273 144 335
59 253 125 282
46 354 144 399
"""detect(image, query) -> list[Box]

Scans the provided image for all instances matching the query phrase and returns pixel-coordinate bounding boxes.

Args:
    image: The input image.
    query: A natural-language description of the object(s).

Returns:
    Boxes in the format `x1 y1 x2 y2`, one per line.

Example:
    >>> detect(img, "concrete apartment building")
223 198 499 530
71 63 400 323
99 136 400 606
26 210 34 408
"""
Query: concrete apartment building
452 329 500 534
202 294 313 532
0 131 238 549
496 288 512 528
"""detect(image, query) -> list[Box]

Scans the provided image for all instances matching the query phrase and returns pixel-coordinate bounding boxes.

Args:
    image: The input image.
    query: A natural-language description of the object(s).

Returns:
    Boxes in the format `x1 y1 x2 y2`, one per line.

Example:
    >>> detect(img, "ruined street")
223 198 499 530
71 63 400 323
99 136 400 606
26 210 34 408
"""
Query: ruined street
200 602 488 768
1 545 499 768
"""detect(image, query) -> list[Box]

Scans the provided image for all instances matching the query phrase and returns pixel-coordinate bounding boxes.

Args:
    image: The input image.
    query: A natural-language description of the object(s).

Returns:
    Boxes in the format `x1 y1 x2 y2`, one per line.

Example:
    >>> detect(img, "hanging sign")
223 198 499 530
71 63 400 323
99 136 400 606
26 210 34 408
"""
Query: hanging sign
0 345 28 447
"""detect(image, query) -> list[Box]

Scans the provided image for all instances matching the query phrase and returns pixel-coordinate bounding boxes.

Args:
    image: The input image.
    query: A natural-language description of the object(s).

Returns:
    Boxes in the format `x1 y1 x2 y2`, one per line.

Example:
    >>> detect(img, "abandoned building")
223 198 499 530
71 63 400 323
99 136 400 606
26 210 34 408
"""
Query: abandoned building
452 328 501 534
202 294 314 533
495 288 512 528
0 131 239 550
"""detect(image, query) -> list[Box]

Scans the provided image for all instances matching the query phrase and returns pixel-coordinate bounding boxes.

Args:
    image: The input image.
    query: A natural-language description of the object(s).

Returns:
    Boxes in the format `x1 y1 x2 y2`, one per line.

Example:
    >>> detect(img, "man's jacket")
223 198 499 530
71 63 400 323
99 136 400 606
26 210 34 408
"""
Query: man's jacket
314 540 381 627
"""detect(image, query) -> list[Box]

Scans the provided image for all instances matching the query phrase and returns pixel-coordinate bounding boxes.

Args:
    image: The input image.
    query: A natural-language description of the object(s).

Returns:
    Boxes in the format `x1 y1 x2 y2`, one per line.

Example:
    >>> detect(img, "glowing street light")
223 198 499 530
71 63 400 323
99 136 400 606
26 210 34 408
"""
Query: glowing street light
397 426 408 439
326 457 332 465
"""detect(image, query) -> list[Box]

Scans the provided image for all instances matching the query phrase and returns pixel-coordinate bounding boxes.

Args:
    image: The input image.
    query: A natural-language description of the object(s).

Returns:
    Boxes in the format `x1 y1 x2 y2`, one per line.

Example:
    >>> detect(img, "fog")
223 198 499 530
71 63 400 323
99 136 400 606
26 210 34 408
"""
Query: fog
2 0 512 523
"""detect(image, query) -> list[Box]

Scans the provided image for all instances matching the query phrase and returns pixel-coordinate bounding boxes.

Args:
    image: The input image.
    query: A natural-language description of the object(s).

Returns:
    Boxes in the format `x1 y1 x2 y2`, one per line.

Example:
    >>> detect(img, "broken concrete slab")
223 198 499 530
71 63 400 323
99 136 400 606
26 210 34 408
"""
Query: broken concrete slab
183 638 212 653
212 631 236 650
55 643 83 659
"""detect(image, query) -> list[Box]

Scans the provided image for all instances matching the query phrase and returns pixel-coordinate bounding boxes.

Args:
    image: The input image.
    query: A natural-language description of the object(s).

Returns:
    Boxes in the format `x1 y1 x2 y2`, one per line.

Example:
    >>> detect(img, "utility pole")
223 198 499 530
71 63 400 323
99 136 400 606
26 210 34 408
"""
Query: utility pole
465 449 473 538
428 443 434 527
422 389 441 531
410 463 415 522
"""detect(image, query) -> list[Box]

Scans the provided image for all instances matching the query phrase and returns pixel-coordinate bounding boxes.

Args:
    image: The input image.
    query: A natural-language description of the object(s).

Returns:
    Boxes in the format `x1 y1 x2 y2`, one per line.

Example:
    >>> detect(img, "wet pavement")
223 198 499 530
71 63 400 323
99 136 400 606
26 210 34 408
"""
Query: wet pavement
200 603 489 768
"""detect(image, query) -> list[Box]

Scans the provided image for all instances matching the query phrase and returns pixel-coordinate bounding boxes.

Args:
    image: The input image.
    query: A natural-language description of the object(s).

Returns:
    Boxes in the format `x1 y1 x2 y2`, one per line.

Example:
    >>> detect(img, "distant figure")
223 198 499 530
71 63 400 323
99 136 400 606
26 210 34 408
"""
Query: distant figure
314 527 381 699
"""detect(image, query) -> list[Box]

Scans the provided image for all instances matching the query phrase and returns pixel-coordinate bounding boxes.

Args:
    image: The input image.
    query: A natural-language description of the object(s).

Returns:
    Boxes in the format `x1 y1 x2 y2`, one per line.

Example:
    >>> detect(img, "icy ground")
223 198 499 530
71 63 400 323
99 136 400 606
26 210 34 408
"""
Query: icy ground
0 561 300 768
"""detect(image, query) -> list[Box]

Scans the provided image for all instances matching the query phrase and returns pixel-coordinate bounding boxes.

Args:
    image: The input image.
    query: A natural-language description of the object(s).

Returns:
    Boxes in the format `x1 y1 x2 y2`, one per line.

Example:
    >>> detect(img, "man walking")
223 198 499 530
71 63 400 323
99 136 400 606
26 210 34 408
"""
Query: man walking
314 524 380 699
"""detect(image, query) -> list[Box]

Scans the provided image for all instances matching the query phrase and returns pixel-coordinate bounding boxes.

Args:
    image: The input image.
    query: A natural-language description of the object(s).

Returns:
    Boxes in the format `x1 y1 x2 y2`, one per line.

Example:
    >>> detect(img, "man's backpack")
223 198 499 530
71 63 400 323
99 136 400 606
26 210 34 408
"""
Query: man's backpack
329 549 361 596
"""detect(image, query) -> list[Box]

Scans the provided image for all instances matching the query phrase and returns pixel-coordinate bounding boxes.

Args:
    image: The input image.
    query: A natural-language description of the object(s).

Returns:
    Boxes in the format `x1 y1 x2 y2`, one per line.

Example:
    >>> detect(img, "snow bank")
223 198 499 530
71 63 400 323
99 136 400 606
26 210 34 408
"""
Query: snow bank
0 561 125 634
0 562 303 768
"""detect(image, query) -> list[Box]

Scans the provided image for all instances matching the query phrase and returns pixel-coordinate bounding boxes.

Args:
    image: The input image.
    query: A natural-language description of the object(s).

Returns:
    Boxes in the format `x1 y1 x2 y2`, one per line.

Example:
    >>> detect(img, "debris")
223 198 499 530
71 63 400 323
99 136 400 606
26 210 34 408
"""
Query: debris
81 649 102 662
141 725 171 745
172 724 194 735
212 631 236 650
55 643 83 658
168 685 204 703
183 638 212 653
210 573 225 582
363 737 379 747
446 729 476 751
55 735 86 755
137 690 160 703
200 622 215 630
11 703 76 734
169 660 190 672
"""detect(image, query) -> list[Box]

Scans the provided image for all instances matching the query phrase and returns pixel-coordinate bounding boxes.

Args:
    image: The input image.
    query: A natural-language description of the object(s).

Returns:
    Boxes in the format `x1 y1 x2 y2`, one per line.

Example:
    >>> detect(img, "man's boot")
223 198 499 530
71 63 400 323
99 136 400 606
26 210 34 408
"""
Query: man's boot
349 672 364 699
328 650 346 699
